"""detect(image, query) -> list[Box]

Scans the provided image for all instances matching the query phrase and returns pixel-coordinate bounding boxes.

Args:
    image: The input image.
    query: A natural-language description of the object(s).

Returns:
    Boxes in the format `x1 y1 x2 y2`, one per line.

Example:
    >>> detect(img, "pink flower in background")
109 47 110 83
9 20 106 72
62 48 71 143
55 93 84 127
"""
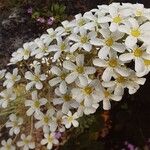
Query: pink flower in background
54 132 62 139
37 17 45 23
47 17 55 25
27 7 33 14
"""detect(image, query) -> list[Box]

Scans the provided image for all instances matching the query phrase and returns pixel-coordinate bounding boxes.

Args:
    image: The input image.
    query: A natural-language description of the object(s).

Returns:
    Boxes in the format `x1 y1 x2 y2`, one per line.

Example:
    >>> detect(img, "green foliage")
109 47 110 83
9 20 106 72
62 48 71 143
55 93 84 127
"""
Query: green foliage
2 0 28 8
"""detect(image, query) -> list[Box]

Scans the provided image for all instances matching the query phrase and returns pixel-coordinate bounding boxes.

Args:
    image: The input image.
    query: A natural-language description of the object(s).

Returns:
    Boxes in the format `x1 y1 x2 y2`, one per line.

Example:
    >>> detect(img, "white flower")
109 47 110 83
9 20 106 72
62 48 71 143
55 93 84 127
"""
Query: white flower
0 138 15 150
102 72 146 95
0 69 6 79
41 133 59 150
62 111 79 128
53 88 78 114
0 88 16 108
49 37 70 60
25 65 46 90
69 28 97 52
54 110 65 132
77 100 99 117
83 11 103 31
119 44 150 73
63 54 96 85
17 42 36 60
123 3 150 20
93 55 130 82
72 79 102 107
3 68 21 88
41 28 63 45
119 18 150 47
17 134 35 150
90 28 125 59
98 4 132 32
34 109 57 133
55 20 74 36
127 71 146 94
99 87 122 110
70 13 88 33
102 74 128 96
136 59 150 77
49 66 68 94
25 90 47 116
31 38 51 59
6 114 23 136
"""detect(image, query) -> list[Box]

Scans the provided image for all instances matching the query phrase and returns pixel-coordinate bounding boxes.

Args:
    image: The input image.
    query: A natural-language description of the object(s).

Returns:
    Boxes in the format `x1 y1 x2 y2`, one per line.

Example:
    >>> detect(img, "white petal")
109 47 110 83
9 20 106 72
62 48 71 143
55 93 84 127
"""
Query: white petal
102 67 113 81
93 58 107 67
49 77 61 86
135 58 145 72
110 22 118 32
63 61 76 70
70 43 80 52
98 46 110 59
59 81 67 94
112 43 126 53
84 67 96 74
51 66 61 75
119 53 134 61
65 72 78 84
83 44 92 52
103 99 111 110
78 75 88 86
35 82 43 89
90 38 103 46
125 36 137 47
98 16 111 23
72 120 79 127
76 54 84 66
115 67 130 77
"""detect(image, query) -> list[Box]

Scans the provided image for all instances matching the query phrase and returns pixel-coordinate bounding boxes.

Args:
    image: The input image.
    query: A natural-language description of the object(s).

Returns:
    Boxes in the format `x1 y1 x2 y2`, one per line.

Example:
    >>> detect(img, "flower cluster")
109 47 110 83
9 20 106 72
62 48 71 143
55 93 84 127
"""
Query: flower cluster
0 3 150 150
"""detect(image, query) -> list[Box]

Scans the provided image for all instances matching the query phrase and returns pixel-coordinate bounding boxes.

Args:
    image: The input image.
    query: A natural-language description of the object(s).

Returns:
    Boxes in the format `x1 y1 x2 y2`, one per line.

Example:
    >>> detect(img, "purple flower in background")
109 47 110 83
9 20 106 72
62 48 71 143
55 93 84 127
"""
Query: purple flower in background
54 132 62 139
27 7 33 14
47 17 55 25
37 17 45 23
127 143 135 150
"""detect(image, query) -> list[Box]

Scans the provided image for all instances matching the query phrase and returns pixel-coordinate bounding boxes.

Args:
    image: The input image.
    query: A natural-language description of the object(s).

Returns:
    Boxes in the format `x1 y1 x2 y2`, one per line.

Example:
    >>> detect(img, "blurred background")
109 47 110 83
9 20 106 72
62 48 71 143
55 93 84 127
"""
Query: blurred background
0 0 150 149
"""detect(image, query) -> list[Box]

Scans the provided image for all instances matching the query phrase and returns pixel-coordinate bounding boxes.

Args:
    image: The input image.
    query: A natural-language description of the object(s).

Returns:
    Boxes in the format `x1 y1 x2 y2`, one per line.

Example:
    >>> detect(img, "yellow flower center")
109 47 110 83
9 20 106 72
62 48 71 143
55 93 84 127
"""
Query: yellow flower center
133 48 143 57
63 94 71 101
60 43 67 51
105 38 113 47
6 144 11 149
67 116 73 122
131 28 141 37
34 75 40 82
113 16 122 24
24 139 29 144
24 49 30 55
60 73 67 80
83 86 93 95
80 101 84 106
76 66 84 74
48 135 53 142
144 59 150 66
34 100 40 108
12 75 17 81
43 116 49 124
13 121 18 127
116 76 126 83
80 36 89 44
104 90 110 98
135 10 143 16
108 59 118 68
78 19 86 26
